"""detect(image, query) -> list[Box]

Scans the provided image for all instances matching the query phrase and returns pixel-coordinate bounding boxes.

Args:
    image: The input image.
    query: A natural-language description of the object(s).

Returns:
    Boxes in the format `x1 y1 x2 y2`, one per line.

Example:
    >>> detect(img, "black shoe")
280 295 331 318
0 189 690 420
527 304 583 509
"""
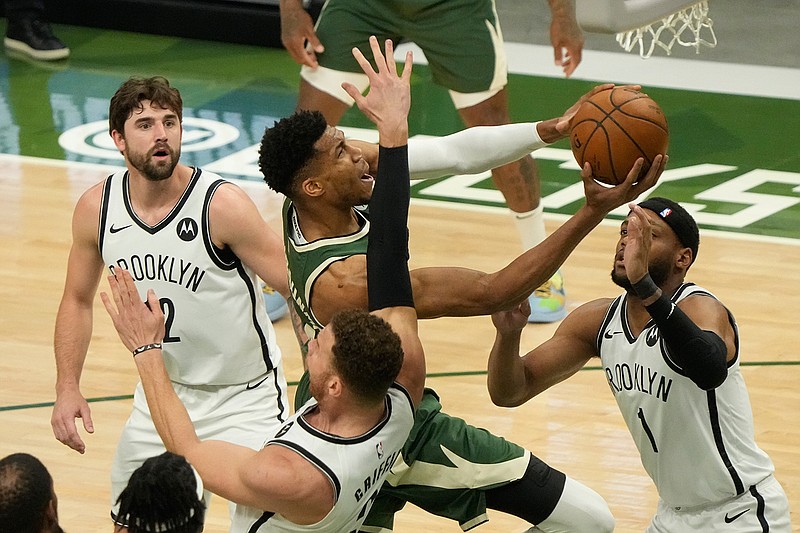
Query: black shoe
5 18 70 61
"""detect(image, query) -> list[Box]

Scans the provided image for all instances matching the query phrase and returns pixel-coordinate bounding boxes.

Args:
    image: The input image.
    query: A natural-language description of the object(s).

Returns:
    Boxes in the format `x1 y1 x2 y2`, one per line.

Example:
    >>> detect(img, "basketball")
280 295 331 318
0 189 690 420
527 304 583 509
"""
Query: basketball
570 87 669 185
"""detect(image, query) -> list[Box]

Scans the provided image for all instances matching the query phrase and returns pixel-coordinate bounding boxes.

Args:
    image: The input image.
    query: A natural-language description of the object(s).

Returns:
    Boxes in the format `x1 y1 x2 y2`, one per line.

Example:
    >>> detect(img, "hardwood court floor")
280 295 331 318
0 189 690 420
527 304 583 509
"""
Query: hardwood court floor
0 158 797 531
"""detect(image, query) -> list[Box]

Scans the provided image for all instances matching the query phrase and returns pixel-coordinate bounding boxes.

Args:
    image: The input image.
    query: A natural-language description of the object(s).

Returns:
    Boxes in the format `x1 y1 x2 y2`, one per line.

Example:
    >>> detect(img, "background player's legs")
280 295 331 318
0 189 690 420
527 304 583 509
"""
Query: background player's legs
297 76 351 123
457 89 566 323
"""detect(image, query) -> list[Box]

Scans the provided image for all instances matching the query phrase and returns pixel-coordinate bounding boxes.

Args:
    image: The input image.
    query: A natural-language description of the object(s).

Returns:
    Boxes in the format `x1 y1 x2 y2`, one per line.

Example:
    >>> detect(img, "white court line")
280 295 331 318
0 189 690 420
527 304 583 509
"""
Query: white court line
395 42 800 101
6 154 798 248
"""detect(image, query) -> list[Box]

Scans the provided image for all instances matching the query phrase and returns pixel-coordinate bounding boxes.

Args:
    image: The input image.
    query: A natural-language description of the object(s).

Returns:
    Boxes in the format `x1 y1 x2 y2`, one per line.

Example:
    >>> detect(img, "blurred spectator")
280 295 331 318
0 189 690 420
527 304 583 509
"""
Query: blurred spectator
0 452 64 533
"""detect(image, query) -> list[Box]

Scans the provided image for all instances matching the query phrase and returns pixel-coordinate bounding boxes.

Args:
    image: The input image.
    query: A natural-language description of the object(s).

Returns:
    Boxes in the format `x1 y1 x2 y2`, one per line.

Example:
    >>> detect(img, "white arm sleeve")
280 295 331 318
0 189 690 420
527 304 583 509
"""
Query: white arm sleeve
407 122 548 180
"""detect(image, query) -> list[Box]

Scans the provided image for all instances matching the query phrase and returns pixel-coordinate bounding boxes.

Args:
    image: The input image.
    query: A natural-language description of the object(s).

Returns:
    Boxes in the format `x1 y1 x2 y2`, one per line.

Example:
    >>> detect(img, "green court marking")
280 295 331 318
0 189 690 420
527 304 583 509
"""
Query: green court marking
3 361 797 413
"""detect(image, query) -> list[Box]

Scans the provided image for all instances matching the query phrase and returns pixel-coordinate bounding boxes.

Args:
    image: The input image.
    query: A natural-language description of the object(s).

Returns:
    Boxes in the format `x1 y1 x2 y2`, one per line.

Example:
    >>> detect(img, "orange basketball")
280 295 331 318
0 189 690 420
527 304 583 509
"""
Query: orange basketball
570 87 669 185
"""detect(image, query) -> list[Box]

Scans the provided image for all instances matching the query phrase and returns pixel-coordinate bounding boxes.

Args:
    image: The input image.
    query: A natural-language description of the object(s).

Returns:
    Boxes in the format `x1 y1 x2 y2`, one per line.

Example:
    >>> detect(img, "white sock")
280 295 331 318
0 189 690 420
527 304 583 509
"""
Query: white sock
512 204 546 252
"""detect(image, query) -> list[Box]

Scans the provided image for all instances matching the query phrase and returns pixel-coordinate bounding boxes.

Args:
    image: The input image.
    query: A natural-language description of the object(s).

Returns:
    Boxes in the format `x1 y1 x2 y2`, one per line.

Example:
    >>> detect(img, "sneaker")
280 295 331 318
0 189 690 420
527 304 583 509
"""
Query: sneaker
5 18 70 61
262 283 288 322
527 270 567 323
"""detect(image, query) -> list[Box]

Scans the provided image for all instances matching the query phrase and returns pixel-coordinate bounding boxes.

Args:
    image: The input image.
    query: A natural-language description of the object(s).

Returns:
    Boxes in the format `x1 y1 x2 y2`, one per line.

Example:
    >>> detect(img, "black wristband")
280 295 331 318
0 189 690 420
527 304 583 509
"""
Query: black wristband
132 343 162 357
632 274 660 300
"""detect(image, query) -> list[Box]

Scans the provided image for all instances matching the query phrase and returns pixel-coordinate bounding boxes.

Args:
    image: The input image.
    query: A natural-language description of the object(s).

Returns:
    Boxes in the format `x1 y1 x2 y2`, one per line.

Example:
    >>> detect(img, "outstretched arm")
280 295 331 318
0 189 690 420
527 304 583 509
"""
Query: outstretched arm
354 84 619 180
624 204 732 389
345 37 425 407
487 299 607 407
410 155 667 318
101 269 305 514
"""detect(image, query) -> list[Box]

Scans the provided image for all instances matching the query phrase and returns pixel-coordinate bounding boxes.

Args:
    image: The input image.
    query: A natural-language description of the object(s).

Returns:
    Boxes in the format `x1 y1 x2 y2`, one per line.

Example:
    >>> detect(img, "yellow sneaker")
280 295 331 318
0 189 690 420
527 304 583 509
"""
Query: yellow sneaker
528 270 567 323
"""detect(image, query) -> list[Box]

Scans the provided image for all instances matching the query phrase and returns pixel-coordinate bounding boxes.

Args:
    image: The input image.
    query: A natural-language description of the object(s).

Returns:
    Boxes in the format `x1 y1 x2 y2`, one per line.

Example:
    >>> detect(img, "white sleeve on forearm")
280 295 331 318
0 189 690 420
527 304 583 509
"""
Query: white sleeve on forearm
407 122 548 180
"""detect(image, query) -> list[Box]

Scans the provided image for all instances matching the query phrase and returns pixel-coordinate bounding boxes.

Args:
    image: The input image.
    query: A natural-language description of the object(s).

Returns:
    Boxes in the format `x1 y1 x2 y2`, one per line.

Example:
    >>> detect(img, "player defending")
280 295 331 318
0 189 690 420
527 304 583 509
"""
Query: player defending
487 198 792 532
101 36 425 533
260 60 666 533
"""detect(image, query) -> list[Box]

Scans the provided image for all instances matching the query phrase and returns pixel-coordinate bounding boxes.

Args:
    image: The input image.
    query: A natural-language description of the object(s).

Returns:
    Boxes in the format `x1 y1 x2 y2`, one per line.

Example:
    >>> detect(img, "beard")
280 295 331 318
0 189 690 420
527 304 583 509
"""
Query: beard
127 145 180 182
611 255 671 293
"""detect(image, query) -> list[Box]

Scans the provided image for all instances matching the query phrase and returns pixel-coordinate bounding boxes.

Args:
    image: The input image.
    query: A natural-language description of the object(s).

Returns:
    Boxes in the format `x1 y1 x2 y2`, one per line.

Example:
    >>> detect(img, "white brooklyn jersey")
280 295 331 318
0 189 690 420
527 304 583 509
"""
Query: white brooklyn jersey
598 283 774 509
231 384 415 533
99 168 282 385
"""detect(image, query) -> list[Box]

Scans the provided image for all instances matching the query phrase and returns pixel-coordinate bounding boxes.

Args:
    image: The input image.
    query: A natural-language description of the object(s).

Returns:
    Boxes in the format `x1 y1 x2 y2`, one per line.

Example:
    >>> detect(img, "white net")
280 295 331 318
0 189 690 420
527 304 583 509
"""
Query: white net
615 1 717 58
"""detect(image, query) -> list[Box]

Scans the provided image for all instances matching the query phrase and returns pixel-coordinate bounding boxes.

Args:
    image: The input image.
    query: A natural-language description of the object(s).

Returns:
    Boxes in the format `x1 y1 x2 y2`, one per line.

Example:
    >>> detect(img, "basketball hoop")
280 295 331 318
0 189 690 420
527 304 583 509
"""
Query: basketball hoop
577 0 718 58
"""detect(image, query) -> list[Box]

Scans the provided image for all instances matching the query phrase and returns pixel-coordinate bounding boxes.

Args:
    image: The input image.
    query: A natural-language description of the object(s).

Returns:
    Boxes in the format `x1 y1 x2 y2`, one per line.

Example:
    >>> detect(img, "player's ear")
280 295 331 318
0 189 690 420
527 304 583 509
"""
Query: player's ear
327 374 343 398
301 177 325 198
676 247 693 269
111 129 126 153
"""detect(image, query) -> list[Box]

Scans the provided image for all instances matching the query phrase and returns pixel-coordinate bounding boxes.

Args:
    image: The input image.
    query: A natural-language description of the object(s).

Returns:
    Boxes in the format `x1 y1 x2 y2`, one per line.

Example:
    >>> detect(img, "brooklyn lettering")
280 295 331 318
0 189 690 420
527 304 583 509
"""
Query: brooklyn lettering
114 255 206 292
605 363 673 403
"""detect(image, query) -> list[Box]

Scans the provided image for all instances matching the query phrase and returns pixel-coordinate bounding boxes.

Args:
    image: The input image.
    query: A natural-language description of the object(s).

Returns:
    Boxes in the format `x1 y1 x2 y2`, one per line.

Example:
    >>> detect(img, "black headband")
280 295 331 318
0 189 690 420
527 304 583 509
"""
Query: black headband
637 197 699 262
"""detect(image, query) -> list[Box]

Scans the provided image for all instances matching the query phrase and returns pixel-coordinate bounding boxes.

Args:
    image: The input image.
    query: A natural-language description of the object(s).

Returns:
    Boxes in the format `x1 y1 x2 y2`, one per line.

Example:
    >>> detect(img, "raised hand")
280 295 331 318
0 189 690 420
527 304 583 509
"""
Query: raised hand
343 36 412 147
582 154 668 215
100 268 165 354
622 203 654 284
491 299 532 334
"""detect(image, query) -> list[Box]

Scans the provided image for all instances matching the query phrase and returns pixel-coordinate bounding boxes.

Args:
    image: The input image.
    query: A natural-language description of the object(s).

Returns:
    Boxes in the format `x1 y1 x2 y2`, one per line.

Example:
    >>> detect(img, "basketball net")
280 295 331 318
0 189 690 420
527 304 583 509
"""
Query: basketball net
615 1 717 58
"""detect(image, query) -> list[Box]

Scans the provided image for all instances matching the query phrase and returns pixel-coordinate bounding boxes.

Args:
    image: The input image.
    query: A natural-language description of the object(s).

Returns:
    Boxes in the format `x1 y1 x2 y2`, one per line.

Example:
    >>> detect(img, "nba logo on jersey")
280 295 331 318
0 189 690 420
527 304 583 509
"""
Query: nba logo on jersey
376 442 384 460
177 218 199 242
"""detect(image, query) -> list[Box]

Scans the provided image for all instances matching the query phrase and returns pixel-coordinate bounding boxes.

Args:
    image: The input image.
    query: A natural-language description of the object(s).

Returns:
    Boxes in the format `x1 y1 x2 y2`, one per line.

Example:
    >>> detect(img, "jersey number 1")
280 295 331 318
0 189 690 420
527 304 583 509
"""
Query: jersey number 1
637 407 659 453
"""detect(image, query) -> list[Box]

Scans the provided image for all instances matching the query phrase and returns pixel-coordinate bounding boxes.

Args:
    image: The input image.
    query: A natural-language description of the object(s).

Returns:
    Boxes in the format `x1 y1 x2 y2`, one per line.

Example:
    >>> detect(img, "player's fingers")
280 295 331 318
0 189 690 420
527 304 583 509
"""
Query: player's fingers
107 271 126 313
553 46 564 69
350 46 375 79
580 161 593 179
383 38 396 73
619 158 646 190
100 290 114 317
307 33 324 53
146 289 164 322
55 419 86 454
400 50 413 82
120 268 140 308
635 154 666 193
342 82 364 105
80 404 95 434
368 36 387 74
569 46 583 70
65 432 86 454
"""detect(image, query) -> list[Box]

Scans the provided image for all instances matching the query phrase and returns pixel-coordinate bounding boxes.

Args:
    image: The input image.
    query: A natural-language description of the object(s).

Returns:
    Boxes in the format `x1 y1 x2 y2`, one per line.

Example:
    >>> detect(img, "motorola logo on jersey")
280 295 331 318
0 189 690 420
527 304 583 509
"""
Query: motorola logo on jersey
646 327 660 347
177 218 198 242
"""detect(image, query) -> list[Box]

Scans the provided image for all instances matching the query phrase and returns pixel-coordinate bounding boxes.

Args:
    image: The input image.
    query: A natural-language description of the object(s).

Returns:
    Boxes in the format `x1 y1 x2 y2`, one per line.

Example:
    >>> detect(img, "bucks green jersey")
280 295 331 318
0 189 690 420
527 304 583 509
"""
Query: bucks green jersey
283 198 370 342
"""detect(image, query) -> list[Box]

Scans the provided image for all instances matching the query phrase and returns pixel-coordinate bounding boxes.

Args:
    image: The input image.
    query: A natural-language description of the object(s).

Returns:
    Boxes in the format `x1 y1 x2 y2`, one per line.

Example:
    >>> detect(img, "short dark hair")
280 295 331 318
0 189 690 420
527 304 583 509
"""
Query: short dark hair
259 110 328 197
115 452 205 533
329 309 405 404
109 76 183 135
0 453 54 533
